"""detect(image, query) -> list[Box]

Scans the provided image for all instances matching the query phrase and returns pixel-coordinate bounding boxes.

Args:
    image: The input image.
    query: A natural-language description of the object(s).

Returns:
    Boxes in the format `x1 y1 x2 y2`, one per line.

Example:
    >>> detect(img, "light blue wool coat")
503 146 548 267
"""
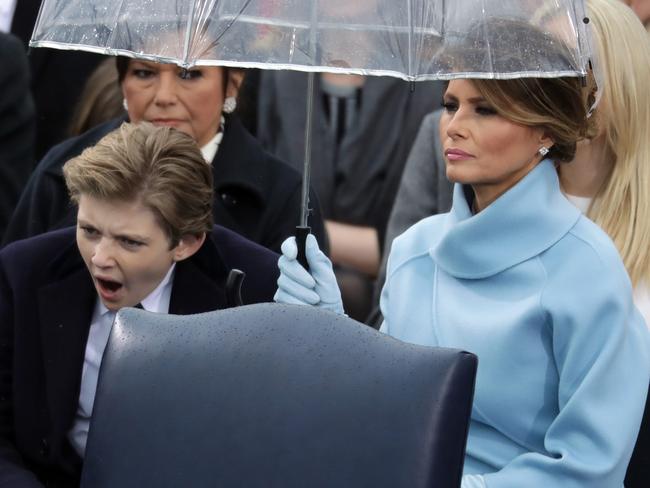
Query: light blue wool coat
380 160 650 488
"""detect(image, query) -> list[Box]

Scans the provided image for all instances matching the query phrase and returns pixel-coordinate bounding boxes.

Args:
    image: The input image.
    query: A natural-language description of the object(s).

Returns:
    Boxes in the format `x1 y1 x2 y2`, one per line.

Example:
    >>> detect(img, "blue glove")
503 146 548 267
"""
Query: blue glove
274 234 345 315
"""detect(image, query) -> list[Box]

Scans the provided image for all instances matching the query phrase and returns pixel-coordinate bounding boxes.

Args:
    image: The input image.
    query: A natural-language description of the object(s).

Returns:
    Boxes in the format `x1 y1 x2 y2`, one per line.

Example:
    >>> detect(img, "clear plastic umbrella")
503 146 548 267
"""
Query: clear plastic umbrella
31 0 594 262
32 0 592 79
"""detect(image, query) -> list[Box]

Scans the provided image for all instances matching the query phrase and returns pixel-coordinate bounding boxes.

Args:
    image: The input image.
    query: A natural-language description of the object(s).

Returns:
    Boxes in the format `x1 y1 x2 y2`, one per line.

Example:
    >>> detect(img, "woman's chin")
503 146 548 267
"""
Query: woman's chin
445 166 476 185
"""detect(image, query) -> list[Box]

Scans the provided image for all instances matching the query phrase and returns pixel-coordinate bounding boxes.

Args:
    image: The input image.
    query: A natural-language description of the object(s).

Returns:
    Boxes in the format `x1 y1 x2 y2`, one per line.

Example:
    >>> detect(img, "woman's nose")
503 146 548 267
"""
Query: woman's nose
91 239 115 268
445 111 468 139
154 72 178 106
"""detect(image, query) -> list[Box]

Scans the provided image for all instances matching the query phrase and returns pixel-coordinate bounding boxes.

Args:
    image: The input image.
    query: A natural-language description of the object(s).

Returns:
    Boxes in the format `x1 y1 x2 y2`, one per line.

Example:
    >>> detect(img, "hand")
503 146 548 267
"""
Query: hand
274 234 345 315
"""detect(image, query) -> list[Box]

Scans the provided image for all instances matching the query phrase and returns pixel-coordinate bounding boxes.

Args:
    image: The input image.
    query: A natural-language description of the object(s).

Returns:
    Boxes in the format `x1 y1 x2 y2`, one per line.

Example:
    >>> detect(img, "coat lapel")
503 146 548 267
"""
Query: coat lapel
38 267 96 438
169 233 229 314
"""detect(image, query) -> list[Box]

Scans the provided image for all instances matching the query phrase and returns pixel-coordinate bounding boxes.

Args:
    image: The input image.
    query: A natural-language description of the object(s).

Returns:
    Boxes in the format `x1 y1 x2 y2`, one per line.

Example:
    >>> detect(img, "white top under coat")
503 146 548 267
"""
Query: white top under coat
200 121 224 164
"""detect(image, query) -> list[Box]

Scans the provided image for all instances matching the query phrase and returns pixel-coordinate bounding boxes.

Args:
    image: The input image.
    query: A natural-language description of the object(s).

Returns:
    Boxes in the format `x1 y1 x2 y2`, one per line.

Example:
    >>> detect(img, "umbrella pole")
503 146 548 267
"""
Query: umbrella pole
296 71 316 270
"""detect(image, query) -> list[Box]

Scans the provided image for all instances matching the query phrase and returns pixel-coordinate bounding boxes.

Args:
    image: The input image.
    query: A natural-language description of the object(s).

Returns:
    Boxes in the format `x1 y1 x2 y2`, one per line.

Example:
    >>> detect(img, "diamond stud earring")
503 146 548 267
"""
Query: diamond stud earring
222 97 237 114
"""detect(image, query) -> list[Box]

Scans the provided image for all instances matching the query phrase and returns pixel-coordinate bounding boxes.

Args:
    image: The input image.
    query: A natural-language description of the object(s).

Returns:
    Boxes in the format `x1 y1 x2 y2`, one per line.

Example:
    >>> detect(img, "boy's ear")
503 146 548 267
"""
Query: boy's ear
172 233 206 262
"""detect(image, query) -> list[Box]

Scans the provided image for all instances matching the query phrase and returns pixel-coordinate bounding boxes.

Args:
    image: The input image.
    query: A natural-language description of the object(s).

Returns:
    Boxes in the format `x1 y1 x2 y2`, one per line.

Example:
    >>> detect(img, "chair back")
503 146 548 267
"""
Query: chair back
81 303 477 488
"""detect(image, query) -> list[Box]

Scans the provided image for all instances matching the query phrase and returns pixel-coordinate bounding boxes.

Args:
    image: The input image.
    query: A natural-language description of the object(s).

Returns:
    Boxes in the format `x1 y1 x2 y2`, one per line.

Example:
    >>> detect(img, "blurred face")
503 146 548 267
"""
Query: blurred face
76 195 201 311
440 79 551 210
122 61 239 147
629 0 650 24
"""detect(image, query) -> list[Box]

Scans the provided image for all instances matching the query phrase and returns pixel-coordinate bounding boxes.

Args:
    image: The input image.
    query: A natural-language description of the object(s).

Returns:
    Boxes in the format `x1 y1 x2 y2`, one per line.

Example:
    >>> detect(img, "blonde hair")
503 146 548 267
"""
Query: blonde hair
64 122 214 246
586 0 650 285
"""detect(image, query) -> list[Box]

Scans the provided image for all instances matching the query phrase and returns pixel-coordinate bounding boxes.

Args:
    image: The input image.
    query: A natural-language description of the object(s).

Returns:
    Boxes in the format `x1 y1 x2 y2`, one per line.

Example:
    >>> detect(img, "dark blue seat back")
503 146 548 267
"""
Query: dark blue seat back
82 303 477 488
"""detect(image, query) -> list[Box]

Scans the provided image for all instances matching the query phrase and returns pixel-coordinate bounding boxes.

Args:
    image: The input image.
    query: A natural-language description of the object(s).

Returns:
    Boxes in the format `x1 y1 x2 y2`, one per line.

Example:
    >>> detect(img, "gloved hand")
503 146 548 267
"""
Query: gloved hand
274 234 345 315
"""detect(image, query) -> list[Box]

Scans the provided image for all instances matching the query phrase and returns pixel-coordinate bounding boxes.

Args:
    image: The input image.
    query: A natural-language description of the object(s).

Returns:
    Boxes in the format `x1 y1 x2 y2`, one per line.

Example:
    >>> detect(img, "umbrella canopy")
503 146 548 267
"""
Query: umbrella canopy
31 0 593 80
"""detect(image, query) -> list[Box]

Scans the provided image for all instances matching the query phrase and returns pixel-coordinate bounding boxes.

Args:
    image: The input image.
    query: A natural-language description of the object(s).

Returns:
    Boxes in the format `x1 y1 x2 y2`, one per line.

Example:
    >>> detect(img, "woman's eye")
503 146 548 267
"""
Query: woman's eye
442 102 458 112
476 106 497 116
179 69 203 80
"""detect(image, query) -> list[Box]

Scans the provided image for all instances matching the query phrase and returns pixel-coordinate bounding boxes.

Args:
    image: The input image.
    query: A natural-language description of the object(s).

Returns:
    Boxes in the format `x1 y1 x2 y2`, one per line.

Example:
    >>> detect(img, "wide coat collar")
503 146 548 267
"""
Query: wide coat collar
432 159 581 279
213 115 270 204
36 228 229 444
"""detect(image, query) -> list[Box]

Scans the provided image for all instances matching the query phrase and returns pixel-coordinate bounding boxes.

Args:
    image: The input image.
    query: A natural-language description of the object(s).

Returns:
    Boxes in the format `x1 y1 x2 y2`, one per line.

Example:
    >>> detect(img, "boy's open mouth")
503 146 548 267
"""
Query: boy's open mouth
96 277 123 293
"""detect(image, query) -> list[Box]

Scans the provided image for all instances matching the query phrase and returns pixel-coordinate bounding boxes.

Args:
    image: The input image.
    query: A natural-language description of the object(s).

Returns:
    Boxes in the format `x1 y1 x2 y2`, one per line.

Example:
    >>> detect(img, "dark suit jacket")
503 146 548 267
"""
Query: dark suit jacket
257 72 445 246
0 225 279 487
11 0 104 160
2 115 327 253
0 32 35 241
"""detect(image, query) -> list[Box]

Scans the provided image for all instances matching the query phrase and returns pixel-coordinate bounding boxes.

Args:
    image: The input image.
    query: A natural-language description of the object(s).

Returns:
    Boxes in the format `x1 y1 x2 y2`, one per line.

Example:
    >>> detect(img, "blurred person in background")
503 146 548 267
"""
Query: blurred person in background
67 58 125 138
558 0 650 327
5 0 104 160
0 32 35 241
560 1 650 485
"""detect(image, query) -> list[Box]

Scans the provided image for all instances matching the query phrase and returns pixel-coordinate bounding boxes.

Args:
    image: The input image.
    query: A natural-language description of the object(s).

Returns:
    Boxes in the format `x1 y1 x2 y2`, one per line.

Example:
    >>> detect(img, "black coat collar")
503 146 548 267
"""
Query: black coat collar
169 232 229 314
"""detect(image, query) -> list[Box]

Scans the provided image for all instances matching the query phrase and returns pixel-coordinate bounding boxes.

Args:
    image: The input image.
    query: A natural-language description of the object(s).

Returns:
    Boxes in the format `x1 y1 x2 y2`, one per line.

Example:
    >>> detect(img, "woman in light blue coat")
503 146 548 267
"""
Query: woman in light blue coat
274 27 650 488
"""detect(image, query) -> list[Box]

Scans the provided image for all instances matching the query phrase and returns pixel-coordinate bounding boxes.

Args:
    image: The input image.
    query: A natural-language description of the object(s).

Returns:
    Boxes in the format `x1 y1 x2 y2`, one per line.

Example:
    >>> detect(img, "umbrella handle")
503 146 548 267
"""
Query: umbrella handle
295 225 311 271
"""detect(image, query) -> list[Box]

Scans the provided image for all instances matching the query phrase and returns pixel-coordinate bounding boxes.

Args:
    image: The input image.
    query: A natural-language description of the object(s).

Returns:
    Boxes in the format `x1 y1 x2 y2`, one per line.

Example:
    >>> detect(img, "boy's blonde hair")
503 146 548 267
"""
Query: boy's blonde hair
64 122 213 247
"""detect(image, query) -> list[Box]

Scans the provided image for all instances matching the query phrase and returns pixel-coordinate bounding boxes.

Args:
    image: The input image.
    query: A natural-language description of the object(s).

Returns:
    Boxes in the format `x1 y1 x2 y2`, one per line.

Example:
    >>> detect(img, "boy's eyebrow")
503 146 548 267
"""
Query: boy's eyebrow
76 219 150 243
76 218 93 227
114 232 150 243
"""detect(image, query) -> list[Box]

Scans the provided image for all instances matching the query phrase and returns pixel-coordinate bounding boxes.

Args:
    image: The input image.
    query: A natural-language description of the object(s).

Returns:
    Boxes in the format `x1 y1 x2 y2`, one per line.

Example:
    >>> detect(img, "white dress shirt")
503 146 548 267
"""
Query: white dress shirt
68 263 176 457
0 0 18 33
200 127 223 164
